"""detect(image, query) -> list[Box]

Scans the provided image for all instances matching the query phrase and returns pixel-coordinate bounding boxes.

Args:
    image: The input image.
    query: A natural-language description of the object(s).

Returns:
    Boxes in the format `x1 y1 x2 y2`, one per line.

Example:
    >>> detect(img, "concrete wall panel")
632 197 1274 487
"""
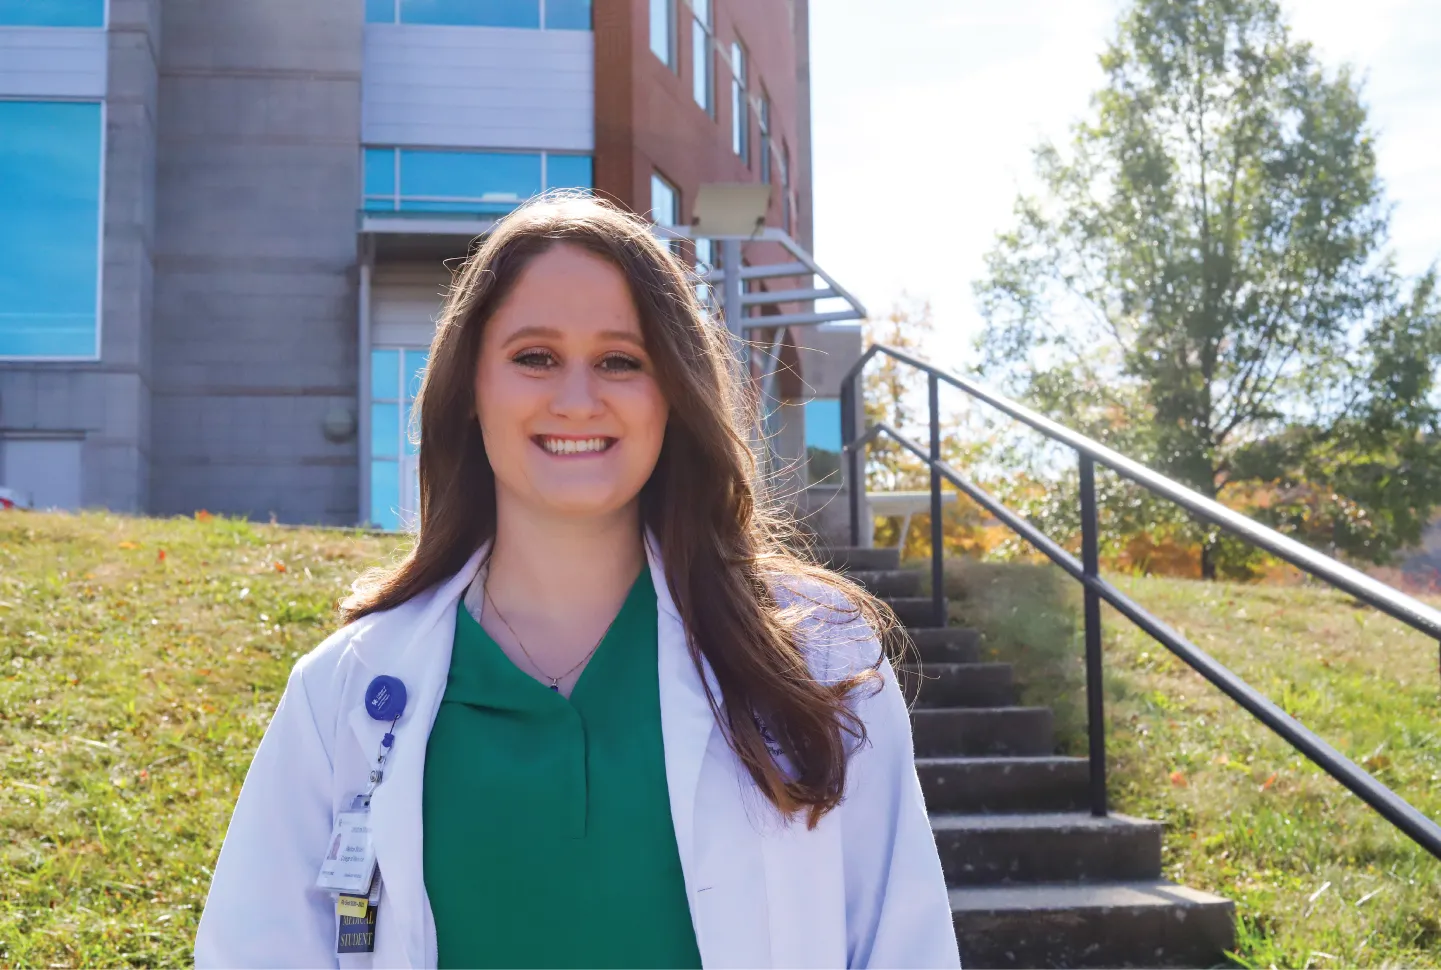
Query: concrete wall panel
151 0 363 524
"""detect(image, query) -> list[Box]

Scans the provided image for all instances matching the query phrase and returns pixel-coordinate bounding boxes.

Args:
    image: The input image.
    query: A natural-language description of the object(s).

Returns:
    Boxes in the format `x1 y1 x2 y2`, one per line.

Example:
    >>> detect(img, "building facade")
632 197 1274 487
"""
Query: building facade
0 0 857 528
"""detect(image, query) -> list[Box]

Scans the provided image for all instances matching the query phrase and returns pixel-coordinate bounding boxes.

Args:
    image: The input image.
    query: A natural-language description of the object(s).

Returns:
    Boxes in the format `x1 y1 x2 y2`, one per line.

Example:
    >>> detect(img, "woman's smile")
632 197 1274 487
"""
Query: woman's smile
535 434 618 456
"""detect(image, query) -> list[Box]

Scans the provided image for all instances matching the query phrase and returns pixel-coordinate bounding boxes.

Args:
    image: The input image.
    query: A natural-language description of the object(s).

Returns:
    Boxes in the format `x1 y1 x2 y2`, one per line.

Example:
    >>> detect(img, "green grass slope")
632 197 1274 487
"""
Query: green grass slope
947 559 1441 968
0 511 404 966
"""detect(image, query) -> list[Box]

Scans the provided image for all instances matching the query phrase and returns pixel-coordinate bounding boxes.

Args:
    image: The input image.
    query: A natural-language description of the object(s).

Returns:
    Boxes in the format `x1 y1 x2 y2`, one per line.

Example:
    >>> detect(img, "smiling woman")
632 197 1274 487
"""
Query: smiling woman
194 194 959 968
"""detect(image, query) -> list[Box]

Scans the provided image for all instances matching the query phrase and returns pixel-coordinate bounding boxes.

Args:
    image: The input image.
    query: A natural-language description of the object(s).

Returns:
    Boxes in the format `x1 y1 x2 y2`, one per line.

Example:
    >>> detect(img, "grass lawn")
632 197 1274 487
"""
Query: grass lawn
946 559 1441 969
0 510 405 966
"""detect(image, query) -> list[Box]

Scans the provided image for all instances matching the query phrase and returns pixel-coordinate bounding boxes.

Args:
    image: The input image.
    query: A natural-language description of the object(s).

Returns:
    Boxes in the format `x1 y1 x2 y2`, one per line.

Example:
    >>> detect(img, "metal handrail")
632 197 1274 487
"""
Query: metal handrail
841 346 1441 862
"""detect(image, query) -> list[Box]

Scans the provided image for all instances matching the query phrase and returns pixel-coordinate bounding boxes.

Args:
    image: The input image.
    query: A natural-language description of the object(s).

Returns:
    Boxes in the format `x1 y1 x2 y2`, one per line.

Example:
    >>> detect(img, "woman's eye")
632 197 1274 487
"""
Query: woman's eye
598 353 643 373
512 349 555 369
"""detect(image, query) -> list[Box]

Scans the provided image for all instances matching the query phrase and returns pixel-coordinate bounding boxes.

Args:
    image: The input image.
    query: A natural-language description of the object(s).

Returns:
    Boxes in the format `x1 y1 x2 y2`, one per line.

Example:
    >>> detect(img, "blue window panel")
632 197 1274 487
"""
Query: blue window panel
546 154 593 191
546 0 590 30
370 461 402 531
372 402 401 459
365 0 396 22
0 0 104 26
364 197 398 212
364 148 396 199
404 349 428 401
400 149 542 203
371 349 400 400
804 398 842 453
0 101 102 358
399 0 539 28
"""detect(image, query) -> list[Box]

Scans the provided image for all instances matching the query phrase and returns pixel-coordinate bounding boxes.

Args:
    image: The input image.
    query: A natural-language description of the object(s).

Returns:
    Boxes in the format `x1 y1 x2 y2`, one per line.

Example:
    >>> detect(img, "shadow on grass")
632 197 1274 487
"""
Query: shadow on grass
938 557 1087 755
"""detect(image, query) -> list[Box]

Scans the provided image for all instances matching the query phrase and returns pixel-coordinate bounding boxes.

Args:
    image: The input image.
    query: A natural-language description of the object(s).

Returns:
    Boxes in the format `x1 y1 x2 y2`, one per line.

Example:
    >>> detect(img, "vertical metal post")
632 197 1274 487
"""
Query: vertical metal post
929 373 945 628
840 377 859 547
356 242 373 528
1079 454 1107 817
721 238 744 344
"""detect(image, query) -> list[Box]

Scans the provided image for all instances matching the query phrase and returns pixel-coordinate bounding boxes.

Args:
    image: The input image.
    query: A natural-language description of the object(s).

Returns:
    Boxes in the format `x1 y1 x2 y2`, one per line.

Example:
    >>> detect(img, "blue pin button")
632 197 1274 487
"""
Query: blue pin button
365 675 407 722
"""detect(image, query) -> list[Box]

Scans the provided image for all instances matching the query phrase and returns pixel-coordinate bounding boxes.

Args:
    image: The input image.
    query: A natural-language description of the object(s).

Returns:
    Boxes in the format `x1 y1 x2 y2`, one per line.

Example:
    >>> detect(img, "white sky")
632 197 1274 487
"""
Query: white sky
809 0 1441 368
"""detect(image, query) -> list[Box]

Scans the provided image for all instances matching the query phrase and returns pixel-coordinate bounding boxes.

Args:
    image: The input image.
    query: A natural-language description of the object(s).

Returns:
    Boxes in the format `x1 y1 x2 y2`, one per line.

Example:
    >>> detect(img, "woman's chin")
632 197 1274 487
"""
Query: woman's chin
526 484 639 521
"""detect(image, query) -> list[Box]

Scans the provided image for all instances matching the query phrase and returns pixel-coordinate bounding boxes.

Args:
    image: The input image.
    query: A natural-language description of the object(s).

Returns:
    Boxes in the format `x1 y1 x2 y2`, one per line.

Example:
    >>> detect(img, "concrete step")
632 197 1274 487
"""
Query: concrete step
917 756 1088 814
933 813 1162 886
847 568 922 597
884 595 948 628
821 545 901 572
906 627 981 665
912 707 1055 757
901 662 1016 708
950 880 1236 968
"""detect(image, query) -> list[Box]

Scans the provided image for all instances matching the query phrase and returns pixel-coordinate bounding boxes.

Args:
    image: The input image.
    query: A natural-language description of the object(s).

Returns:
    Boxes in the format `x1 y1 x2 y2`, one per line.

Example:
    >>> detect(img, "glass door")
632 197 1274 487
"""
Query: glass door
369 347 428 530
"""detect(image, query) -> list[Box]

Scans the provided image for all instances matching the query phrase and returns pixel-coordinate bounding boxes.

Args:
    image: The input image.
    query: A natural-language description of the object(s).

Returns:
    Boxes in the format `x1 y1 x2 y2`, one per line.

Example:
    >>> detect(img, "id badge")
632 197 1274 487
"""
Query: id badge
337 872 383 955
315 797 377 895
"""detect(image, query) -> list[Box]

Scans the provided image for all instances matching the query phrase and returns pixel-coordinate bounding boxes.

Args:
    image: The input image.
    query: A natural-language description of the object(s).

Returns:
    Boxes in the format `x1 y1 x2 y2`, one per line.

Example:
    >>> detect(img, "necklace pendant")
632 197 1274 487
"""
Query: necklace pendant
549 681 560 692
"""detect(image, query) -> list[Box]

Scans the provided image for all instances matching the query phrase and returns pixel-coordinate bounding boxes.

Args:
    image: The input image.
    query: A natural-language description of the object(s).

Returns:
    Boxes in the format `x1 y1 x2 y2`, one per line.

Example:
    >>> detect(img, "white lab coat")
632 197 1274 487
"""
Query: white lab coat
195 535 959 968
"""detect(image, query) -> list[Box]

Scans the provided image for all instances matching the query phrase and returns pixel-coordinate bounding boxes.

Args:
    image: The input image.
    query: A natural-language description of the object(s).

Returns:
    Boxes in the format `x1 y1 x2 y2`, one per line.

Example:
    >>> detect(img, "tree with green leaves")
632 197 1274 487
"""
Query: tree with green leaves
975 0 1441 576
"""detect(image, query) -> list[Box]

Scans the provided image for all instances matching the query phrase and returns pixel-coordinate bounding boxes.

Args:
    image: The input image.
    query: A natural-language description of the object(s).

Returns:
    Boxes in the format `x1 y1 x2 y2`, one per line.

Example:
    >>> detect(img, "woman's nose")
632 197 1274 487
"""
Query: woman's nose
548 362 604 417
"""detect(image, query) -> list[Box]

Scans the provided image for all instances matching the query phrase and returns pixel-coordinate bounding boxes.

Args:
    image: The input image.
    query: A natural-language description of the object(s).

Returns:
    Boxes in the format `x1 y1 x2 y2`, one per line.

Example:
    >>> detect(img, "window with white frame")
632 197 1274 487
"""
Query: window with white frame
690 0 714 114
366 0 591 29
0 100 103 358
363 147 592 216
730 41 749 163
649 0 675 67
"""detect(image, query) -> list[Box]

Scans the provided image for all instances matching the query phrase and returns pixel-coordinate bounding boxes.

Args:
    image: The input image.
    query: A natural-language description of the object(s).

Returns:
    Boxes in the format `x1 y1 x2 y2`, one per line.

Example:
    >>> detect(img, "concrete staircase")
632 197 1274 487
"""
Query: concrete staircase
827 546 1236 969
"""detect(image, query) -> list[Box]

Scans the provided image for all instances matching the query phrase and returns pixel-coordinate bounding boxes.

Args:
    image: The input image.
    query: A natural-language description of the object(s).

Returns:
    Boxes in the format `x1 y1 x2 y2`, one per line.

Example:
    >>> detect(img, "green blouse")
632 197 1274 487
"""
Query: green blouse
421 568 702 969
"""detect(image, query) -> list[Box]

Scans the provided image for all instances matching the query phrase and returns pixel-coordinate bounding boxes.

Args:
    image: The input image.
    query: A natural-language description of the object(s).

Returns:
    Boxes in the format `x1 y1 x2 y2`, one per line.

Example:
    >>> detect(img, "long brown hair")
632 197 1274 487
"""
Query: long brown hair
343 193 897 826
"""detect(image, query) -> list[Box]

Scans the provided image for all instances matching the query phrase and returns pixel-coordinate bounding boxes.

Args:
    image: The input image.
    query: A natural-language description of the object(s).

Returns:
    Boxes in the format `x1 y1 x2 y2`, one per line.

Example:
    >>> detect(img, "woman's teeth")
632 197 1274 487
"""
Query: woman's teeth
541 437 610 455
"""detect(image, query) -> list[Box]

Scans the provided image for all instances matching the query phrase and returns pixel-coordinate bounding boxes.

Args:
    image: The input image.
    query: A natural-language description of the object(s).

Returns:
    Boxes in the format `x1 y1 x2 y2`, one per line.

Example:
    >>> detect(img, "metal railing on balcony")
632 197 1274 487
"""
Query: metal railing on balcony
840 342 1441 861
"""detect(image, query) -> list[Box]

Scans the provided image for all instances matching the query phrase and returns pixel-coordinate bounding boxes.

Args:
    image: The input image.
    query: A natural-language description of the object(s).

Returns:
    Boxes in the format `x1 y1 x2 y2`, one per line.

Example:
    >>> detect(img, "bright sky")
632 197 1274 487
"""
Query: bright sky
809 0 1441 370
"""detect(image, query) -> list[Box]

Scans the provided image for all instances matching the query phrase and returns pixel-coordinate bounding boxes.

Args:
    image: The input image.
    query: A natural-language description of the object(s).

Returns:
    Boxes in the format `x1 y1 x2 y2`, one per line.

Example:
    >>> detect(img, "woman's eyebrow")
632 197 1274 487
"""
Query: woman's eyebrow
502 325 645 347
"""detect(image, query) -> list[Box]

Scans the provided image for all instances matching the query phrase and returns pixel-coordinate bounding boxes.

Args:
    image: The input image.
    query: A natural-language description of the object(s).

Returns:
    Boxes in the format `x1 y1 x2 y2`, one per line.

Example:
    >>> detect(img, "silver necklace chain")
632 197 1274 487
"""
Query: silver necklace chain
481 576 617 691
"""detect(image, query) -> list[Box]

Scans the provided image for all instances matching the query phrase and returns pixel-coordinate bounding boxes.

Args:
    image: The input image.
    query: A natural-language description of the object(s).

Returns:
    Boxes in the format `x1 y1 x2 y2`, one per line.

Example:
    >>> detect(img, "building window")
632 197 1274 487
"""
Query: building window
0 0 104 26
649 0 674 68
805 398 842 485
0 101 103 359
690 0 713 115
370 347 429 531
362 147 592 216
758 91 771 185
650 171 679 228
365 0 592 30
730 40 748 163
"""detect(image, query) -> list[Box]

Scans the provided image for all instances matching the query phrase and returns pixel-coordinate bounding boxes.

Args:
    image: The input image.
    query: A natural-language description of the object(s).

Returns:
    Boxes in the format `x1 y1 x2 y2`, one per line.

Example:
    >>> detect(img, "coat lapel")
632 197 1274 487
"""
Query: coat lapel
347 545 488 968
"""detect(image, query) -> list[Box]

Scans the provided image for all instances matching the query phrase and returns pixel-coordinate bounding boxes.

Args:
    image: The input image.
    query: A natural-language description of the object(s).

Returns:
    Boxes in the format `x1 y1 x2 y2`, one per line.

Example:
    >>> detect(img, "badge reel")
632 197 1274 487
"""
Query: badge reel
315 675 406 956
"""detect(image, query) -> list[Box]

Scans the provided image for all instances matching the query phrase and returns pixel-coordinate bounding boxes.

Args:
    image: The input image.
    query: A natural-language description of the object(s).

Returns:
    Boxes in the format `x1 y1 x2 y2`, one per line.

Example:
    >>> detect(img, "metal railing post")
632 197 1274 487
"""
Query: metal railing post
840 377 860 547
929 373 945 628
1079 454 1108 818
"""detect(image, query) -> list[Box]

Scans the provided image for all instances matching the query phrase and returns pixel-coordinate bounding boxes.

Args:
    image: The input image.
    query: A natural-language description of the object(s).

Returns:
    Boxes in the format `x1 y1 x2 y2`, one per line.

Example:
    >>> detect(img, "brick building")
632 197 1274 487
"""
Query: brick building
0 0 859 528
